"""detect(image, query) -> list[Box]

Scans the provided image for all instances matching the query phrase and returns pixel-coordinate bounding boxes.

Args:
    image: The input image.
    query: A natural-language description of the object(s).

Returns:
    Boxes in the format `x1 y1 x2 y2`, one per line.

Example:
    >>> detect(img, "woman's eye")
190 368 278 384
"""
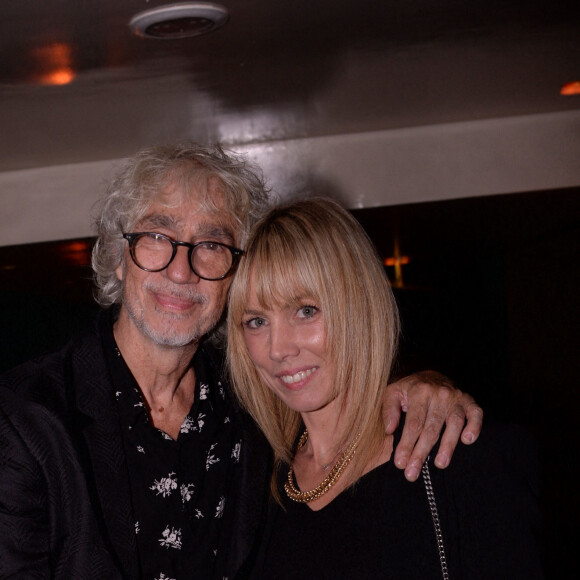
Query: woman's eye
244 317 266 329
297 305 319 318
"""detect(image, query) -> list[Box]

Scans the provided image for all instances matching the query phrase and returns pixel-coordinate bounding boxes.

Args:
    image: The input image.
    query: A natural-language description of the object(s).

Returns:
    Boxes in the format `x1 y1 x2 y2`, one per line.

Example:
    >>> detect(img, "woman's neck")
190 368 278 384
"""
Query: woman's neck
291 407 393 511
299 403 347 468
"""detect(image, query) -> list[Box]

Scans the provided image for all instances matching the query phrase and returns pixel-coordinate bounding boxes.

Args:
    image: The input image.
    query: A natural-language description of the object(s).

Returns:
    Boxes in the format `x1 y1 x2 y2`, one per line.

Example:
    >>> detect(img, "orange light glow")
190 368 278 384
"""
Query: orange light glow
38 68 75 86
384 256 410 266
560 81 580 96
60 240 91 266
32 43 76 86
384 235 410 289
66 241 90 253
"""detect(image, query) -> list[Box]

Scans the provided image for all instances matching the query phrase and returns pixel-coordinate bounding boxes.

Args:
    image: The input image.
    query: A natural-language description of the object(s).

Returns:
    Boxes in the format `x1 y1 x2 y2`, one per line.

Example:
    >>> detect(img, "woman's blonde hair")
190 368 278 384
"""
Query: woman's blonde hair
227 197 399 498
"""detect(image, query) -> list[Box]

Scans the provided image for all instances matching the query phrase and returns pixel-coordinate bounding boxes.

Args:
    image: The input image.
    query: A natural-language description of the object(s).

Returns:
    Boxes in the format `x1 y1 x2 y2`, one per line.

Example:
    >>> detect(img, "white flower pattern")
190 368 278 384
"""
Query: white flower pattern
180 415 196 434
215 496 226 519
180 483 195 503
150 472 178 497
206 443 221 470
159 526 182 549
231 442 241 462
114 342 242 578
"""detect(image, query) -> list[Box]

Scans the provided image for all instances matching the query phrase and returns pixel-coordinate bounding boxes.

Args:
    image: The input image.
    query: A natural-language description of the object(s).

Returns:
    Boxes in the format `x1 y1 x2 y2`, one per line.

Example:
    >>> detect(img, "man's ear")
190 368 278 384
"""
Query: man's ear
115 261 124 282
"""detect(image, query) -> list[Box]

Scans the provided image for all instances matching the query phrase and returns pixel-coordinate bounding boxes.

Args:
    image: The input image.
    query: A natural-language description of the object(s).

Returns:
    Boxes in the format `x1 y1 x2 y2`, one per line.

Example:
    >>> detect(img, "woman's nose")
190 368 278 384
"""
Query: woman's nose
268 321 299 361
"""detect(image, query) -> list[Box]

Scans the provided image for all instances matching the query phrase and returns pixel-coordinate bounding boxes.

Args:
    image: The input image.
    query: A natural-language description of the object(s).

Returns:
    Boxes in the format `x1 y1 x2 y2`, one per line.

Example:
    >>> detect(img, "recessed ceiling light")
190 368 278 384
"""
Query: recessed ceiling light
32 43 76 86
129 2 229 40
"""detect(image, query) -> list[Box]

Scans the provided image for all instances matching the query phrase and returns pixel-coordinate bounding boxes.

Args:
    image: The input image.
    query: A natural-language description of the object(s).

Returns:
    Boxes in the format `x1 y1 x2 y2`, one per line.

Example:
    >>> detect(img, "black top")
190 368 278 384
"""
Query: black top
103 323 241 579
259 460 442 579
251 421 544 579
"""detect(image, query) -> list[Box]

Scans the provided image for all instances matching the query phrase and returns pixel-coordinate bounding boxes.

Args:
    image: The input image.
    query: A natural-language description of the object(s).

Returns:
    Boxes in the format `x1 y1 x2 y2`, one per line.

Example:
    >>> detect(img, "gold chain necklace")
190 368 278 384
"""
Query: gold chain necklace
284 429 360 503
319 441 347 472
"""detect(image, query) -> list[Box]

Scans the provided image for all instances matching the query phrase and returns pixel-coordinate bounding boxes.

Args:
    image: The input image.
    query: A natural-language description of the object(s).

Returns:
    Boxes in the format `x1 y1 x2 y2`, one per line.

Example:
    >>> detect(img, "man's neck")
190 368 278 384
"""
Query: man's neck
113 310 200 439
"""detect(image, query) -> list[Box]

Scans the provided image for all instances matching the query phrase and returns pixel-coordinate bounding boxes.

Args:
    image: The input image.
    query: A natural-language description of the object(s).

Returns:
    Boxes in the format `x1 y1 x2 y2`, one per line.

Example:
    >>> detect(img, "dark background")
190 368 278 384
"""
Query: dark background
1 187 578 577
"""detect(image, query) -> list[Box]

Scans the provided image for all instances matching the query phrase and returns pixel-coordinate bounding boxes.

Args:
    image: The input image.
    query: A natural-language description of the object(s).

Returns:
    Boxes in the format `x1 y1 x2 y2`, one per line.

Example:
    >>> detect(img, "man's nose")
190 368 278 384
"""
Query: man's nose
165 246 199 283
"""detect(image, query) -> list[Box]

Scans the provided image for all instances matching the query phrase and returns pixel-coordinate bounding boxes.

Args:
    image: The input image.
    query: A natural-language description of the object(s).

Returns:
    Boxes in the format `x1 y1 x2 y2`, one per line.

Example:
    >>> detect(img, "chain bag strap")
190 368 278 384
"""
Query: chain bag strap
421 459 450 580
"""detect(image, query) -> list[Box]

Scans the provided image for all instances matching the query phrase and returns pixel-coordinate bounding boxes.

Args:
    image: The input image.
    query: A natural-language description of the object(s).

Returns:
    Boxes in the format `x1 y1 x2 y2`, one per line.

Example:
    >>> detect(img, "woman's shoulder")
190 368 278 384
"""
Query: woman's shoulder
447 418 540 488
393 412 539 483
432 418 544 578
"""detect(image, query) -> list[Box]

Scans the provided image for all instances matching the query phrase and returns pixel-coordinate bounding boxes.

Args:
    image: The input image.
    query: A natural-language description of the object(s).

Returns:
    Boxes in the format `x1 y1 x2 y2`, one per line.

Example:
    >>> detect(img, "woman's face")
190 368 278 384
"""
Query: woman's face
241 276 336 415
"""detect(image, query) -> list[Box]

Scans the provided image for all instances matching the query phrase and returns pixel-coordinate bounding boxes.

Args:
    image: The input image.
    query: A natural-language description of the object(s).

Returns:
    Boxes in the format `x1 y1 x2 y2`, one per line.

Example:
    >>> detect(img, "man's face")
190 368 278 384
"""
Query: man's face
115 184 239 349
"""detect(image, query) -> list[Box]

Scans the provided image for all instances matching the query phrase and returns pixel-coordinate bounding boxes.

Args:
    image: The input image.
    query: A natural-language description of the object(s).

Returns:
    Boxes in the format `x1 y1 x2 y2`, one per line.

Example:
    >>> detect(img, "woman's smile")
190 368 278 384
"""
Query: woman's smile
242 282 333 414
278 367 319 386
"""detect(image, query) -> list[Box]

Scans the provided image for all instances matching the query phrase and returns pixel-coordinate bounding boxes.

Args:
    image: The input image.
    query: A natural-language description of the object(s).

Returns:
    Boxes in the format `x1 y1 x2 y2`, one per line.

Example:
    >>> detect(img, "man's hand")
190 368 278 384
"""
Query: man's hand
383 371 483 482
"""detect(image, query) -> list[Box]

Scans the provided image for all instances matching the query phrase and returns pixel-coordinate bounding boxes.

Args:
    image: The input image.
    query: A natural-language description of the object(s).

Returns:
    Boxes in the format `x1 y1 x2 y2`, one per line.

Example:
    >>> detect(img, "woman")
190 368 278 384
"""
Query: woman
227 197 542 578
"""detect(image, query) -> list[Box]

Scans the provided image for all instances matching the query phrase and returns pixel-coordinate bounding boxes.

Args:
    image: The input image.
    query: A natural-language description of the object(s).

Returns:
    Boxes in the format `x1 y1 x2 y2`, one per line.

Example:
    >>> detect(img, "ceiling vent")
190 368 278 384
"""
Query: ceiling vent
129 2 229 39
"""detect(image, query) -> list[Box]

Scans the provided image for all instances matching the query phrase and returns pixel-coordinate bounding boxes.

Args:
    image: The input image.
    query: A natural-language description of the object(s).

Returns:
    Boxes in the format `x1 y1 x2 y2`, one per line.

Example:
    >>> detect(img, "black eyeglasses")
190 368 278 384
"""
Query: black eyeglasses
123 232 243 281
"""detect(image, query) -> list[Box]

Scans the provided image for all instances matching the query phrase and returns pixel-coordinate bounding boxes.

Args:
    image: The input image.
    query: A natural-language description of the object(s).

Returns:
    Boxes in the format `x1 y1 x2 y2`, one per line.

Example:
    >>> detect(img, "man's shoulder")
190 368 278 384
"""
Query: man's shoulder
1 323 98 376
438 418 541 514
0 386 67 446
0 344 68 393
0 386 42 426
0 322 105 410
0 387 76 484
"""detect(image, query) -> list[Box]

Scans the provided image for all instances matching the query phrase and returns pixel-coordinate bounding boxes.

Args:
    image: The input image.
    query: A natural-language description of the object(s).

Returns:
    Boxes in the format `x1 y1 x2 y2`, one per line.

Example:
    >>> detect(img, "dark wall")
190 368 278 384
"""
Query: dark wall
354 187 580 578
0 238 98 370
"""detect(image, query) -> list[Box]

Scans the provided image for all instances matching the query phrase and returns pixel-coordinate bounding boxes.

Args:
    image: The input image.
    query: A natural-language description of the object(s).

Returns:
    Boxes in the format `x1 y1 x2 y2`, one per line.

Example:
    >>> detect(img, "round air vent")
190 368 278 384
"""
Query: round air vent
129 2 229 39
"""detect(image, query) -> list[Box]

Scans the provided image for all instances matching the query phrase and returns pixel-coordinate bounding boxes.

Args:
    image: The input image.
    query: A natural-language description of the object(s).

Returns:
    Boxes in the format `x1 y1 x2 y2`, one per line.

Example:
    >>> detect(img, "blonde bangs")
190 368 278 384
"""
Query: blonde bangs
249 229 326 314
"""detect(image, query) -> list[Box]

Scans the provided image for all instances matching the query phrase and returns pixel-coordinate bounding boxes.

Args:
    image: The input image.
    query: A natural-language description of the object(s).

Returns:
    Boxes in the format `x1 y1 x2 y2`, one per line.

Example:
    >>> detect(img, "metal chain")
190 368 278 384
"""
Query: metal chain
422 459 450 580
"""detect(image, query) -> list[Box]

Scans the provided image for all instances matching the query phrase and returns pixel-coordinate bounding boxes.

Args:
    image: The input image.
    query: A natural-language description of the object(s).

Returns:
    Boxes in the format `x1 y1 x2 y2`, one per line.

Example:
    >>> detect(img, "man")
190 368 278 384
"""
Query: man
0 143 482 579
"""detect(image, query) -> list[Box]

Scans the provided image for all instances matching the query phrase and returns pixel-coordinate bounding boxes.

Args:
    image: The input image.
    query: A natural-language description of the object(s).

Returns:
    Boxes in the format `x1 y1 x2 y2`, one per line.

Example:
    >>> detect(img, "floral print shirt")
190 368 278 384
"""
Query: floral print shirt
107 340 241 580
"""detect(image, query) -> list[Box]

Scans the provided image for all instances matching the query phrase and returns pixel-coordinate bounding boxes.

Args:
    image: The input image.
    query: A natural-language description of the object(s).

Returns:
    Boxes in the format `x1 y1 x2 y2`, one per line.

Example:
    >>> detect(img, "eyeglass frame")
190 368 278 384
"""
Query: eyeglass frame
122 232 244 281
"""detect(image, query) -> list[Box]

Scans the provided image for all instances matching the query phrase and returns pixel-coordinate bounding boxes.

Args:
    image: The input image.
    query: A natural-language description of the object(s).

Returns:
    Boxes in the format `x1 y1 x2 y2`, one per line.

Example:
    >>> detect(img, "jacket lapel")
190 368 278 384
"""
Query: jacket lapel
220 408 272 579
69 329 140 579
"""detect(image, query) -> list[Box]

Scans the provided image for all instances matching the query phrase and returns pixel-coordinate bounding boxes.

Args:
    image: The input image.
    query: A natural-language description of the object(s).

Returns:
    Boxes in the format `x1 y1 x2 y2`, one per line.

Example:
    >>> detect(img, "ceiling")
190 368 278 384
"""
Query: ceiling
1 0 579 244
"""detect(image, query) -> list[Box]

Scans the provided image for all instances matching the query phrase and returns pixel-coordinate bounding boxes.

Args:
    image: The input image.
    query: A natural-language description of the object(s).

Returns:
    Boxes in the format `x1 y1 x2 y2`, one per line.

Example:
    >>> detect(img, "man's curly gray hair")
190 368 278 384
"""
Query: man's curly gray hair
91 142 270 307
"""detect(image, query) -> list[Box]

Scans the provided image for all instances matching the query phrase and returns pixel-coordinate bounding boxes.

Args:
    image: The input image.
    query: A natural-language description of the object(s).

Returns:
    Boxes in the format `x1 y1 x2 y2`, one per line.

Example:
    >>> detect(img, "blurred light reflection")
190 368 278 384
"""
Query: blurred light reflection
32 43 76 86
59 240 91 266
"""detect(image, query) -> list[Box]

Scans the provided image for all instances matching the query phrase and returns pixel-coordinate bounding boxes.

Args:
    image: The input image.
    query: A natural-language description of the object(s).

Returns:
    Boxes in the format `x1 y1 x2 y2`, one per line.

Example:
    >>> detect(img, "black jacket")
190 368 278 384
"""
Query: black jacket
0 312 270 579
0 386 121 578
